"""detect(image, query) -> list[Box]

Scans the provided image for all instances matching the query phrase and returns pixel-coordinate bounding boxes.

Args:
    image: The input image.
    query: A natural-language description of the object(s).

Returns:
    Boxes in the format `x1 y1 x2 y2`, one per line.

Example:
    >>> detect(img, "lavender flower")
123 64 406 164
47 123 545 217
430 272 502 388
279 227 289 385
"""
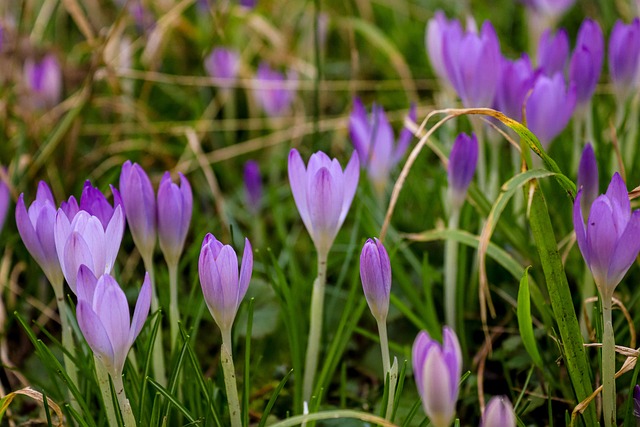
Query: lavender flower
442 21 501 107
522 0 575 19
198 234 253 334
204 48 240 87
634 385 640 418
412 328 462 427
360 238 391 322
24 54 62 109
494 55 536 121
349 99 416 193
525 73 577 148
608 19 640 100
288 149 359 256
76 270 151 376
577 143 598 217
573 173 640 298
157 172 192 266
0 175 9 233
536 29 569 76
448 133 478 210
569 19 604 107
253 63 297 117
425 11 459 81
60 195 79 220
481 396 516 427
243 161 262 214
119 161 157 260
79 181 123 230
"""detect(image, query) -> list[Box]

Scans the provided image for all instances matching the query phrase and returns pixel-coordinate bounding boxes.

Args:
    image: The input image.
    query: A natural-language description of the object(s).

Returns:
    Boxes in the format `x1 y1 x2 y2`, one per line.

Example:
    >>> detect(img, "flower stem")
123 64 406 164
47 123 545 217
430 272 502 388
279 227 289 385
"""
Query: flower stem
376 318 394 419
302 251 328 404
142 255 167 387
112 373 137 427
471 118 486 192
445 208 461 330
221 329 242 427
94 357 118 427
168 261 180 351
602 296 616 427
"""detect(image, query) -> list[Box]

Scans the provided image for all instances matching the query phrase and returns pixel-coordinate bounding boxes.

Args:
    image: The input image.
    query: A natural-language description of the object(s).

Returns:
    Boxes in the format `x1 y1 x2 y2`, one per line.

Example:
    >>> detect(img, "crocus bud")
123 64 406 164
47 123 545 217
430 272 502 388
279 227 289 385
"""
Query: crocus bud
442 21 501 107
157 172 192 266
198 234 253 334
243 161 262 214
447 133 478 210
569 19 604 107
204 48 240 88
16 182 63 286
0 175 9 234
577 143 598 217
349 98 416 194
288 149 359 256
119 161 157 260
425 11 457 81
60 195 79 220
360 238 391 322
522 0 575 20
481 396 516 427
608 19 640 101
494 55 536 121
253 63 297 117
54 206 125 294
525 73 577 148
536 29 569 76
76 272 151 376
573 173 640 298
23 54 62 109
79 181 123 230
412 328 462 427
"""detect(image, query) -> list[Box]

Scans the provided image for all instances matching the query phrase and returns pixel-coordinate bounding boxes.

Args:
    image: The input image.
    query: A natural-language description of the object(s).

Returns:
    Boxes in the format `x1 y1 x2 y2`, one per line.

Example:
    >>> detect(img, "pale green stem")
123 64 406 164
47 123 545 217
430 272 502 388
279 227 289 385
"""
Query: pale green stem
624 94 640 171
579 268 595 340
511 147 524 227
168 261 180 351
445 208 461 330
302 251 328 404
601 295 616 427
221 329 242 427
585 101 594 146
142 255 167 387
471 118 486 192
95 357 119 427
112 373 137 427
487 135 500 202
52 281 80 414
376 318 393 419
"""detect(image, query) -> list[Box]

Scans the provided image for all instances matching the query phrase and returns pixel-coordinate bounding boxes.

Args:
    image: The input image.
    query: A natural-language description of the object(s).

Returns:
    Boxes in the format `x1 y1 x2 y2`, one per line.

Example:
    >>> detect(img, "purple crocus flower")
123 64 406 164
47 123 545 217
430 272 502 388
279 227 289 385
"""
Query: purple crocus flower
239 0 257 8
577 143 598 217
494 55 536 121
288 149 359 256
253 63 297 117
425 11 459 82
119 161 157 260
198 234 253 334
360 238 391 322
60 195 79 220
79 181 123 230
481 396 516 427
525 73 577 148
204 48 240 87
569 19 604 107
633 385 640 418
536 29 569 76
0 176 9 234
24 54 62 109
243 161 262 214
349 99 416 194
54 206 125 294
522 0 575 18
608 18 640 100
573 173 640 298
448 133 478 210
76 270 151 376
442 21 501 107
16 182 63 286
412 328 462 427
157 172 192 266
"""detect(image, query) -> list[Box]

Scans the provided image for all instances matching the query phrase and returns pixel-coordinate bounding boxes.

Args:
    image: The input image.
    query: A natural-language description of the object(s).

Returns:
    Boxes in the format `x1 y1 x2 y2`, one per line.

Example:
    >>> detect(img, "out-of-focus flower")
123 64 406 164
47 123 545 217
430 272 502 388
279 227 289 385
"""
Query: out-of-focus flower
16 182 63 286
426 11 459 82
633 385 640 418
79 181 123 230
569 19 604 107
481 396 516 427
577 143 598 217
157 172 192 266
525 73 577 148
243 161 262 214
349 99 415 194
360 238 391 322
448 133 478 210
119 161 157 260
54 206 125 294
0 174 9 234
198 234 253 334
412 328 462 427
288 149 359 256
442 21 501 107
522 0 575 20
23 54 62 109
204 48 240 88
495 54 536 121
76 271 151 376
253 63 297 117
536 29 569 76
573 173 640 298
239 0 257 9
608 18 640 100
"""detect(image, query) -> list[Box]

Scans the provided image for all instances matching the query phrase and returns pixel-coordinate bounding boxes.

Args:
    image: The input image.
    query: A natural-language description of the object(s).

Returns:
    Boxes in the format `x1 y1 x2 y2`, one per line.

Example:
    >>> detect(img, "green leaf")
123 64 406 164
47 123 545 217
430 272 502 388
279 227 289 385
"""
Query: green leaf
517 267 544 367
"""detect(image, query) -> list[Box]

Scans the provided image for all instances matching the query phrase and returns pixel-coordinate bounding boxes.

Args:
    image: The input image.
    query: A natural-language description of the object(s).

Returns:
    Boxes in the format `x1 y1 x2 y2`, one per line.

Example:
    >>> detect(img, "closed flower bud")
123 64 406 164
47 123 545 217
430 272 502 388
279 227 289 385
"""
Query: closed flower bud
569 19 604 107
157 172 192 266
243 161 262 214
608 18 640 101
481 396 516 427
360 238 391 321
253 63 297 117
447 133 478 210
536 29 569 76
495 54 535 121
79 180 123 229
577 143 598 217
24 54 62 109
204 48 240 87
119 161 157 260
